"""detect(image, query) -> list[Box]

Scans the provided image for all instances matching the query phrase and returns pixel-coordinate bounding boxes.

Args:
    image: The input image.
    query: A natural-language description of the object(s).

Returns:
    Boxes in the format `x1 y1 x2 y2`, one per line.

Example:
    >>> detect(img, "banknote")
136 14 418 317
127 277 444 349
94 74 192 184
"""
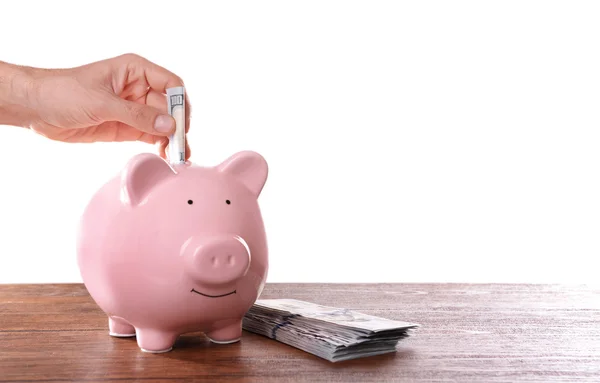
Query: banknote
252 299 418 332
242 299 419 362
166 86 186 164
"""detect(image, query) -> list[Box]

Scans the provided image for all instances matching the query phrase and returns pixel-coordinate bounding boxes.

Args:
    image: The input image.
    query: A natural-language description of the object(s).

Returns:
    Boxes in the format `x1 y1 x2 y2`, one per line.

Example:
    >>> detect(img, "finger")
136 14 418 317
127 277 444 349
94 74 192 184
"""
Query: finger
153 89 191 151
144 91 190 159
156 137 168 159
144 90 168 112
120 81 150 101
185 139 191 160
93 121 158 144
114 54 191 133
103 96 175 137
145 89 190 136
139 57 190 134
145 64 183 93
143 90 190 161
136 57 190 134
120 54 184 94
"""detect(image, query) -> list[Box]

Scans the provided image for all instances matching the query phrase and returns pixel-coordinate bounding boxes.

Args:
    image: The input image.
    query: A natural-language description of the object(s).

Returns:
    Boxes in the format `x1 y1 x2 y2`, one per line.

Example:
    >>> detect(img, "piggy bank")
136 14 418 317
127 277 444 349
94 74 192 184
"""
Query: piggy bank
76 151 269 353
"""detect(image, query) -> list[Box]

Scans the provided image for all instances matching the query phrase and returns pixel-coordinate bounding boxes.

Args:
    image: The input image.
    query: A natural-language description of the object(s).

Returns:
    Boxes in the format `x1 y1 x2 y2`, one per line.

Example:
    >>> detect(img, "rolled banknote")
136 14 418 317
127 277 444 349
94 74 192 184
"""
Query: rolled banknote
166 86 186 164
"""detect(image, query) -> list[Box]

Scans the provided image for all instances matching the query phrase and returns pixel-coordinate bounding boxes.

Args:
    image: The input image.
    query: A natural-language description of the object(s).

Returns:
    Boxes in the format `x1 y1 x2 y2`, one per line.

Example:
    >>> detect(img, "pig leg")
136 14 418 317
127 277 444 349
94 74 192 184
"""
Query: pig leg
108 316 136 337
136 328 179 353
206 318 243 344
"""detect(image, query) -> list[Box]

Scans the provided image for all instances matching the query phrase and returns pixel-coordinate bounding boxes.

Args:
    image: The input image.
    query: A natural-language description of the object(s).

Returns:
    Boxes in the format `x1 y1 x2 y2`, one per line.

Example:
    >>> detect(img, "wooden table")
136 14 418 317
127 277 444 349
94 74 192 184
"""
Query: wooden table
1 284 599 382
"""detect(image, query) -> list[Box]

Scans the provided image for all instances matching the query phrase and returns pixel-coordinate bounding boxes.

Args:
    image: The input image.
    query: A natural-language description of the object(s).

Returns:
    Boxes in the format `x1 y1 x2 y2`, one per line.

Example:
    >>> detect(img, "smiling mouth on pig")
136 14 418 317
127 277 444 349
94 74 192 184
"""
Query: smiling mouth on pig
190 289 236 298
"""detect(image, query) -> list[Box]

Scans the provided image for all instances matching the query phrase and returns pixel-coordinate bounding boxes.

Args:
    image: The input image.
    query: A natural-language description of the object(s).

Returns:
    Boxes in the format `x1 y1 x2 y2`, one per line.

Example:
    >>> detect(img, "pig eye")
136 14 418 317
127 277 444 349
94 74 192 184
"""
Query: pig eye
187 200 193 205
226 200 231 205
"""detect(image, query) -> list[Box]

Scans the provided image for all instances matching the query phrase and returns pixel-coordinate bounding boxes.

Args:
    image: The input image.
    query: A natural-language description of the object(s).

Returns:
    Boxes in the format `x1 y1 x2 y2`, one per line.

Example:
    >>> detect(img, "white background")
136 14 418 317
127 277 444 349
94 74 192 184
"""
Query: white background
0 1 599 284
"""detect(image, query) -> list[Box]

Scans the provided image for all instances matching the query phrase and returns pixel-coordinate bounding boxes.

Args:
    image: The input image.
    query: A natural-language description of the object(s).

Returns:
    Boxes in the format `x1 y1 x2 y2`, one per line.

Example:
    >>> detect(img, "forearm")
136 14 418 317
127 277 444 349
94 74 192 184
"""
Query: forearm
0 61 37 127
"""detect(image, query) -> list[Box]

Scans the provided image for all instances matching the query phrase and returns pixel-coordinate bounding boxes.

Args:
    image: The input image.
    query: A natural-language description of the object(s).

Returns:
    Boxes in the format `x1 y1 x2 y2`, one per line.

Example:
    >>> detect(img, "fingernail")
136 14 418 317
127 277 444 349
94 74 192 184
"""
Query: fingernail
154 115 174 133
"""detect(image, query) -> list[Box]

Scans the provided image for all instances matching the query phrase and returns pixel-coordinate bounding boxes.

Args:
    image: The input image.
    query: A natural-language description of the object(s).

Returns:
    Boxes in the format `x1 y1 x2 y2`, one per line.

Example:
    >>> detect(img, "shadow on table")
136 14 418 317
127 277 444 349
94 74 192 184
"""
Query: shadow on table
160 331 414 370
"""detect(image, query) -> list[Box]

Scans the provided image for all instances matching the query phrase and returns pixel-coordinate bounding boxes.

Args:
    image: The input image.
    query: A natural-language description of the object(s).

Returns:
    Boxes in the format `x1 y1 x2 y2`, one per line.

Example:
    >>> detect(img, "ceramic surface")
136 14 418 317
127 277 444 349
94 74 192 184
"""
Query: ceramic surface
76 151 269 352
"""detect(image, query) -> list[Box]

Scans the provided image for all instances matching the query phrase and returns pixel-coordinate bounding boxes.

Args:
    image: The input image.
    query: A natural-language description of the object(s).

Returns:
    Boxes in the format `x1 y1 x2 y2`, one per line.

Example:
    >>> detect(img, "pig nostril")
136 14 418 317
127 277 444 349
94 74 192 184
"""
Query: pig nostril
227 254 234 265
211 256 218 266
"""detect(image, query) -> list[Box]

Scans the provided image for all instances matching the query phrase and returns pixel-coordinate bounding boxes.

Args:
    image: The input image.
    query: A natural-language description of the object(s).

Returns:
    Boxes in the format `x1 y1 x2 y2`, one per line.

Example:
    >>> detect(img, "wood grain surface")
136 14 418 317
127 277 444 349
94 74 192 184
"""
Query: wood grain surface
1 283 599 382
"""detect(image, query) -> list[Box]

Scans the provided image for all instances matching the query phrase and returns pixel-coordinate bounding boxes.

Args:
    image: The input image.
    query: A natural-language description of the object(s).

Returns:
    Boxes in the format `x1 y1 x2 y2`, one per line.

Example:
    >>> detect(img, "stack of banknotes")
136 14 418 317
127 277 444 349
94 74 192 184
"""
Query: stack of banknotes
242 299 419 362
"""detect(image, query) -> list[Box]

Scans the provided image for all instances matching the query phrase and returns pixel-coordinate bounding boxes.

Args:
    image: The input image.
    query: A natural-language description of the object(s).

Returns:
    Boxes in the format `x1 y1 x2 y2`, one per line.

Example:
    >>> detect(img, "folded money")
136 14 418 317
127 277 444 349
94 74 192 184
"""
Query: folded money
242 299 419 362
166 86 186 164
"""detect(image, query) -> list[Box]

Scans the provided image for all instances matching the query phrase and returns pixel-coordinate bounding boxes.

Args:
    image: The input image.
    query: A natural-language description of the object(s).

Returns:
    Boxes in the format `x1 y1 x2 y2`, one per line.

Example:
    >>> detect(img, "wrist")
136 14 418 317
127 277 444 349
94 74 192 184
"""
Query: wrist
0 61 39 127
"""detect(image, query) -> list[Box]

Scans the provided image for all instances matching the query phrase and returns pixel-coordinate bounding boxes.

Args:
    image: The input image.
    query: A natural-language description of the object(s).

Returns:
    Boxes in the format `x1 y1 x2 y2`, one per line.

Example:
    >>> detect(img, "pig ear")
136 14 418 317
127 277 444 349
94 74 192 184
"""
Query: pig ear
120 153 176 206
217 151 268 196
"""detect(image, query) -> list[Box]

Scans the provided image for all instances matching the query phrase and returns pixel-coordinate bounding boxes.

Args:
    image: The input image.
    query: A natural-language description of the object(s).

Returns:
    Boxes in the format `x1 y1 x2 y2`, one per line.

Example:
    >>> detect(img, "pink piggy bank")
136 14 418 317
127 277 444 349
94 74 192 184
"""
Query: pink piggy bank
76 151 269 353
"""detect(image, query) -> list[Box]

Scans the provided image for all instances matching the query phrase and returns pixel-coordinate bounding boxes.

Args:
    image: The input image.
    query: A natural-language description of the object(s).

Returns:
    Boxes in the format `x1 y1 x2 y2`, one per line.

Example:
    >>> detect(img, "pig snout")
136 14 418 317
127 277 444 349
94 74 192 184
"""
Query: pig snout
182 235 251 285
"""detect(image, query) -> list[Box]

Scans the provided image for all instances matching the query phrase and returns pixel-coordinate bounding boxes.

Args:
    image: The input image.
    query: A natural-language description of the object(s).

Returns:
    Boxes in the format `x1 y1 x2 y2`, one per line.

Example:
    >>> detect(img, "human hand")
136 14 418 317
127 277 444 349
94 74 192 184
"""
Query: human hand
0 53 191 160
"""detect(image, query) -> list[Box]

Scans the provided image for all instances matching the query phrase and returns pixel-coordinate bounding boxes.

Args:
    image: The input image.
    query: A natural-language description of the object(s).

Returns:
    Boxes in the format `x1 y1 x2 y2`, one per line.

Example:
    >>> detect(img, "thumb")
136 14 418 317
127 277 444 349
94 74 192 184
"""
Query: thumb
104 96 175 136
